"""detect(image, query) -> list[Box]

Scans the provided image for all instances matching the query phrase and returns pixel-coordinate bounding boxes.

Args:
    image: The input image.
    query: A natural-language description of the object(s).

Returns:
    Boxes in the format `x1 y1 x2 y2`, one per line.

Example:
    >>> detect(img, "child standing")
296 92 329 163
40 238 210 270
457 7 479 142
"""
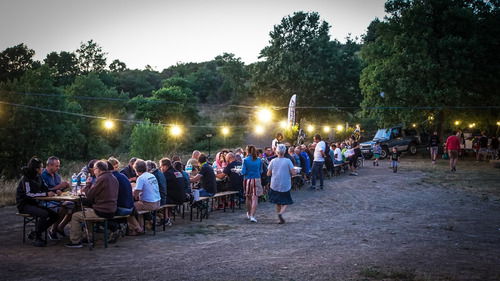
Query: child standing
373 142 381 166
391 147 400 173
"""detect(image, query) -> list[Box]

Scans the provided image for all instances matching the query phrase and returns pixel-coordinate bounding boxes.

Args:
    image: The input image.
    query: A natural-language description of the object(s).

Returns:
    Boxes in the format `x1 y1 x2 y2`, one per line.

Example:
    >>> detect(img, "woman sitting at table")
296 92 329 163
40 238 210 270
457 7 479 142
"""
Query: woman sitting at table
16 157 58 247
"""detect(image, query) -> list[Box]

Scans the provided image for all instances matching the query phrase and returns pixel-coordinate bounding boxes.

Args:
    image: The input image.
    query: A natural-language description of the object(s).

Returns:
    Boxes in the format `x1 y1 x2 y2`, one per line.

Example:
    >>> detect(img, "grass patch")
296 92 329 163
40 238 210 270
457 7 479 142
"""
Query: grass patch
0 180 17 207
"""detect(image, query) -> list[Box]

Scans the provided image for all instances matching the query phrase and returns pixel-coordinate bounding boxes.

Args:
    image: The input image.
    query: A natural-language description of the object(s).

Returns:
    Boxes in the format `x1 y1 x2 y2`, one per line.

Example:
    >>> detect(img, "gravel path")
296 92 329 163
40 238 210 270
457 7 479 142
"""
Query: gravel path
1 159 499 281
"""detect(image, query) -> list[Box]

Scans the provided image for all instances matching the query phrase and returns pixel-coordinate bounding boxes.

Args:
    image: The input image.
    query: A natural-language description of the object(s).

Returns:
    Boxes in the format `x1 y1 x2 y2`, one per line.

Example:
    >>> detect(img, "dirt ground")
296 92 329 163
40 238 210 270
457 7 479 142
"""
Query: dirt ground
0 157 499 281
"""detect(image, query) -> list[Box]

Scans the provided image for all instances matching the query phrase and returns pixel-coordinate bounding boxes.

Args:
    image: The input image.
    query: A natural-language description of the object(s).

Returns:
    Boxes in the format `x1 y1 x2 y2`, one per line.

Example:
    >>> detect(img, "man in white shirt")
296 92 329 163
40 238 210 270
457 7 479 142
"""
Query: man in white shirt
271 133 284 152
311 134 326 190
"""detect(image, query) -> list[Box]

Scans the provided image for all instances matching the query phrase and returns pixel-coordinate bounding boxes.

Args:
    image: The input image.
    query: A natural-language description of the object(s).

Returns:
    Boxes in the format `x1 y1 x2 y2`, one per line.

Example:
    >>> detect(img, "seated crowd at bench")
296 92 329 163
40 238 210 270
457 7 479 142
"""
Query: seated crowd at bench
15 133 356 248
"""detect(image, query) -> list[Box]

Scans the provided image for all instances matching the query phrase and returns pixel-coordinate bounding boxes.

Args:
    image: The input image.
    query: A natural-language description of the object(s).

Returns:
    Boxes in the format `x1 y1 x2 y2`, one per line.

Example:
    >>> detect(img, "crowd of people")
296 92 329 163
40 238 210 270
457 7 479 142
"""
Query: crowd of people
15 128 498 248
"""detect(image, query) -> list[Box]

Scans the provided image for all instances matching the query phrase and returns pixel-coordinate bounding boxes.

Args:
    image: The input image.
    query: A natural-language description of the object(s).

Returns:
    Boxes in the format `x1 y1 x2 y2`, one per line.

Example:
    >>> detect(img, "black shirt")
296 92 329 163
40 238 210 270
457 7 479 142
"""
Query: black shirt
479 136 488 148
200 163 217 194
491 137 499 149
391 152 400 161
429 135 440 147
120 165 137 180
223 161 243 192
163 167 186 204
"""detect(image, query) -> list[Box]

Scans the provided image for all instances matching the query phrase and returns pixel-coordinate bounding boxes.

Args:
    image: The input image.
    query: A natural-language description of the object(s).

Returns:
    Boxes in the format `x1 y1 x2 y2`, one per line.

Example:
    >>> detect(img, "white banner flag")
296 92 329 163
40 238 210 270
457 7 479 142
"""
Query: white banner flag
287 94 296 126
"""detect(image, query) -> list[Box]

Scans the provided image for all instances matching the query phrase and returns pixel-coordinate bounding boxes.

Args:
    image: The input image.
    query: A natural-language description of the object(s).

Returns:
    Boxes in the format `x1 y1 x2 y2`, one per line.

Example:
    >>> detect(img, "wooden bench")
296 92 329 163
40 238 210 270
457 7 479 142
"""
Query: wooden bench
83 215 129 249
137 209 158 236
16 213 47 244
157 204 178 231
333 162 349 176
211 191 240 213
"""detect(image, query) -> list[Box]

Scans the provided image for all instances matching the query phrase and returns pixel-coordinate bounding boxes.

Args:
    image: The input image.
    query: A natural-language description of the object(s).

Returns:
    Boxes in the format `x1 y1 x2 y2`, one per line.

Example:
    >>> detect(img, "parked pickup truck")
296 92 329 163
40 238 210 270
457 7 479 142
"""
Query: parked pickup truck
360 126 420 159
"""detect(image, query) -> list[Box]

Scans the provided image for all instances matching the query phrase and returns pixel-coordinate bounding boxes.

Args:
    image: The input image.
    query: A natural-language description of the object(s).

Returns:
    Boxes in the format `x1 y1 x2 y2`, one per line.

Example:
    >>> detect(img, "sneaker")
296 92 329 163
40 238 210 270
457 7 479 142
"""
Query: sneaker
164 218 173 226
249 216 257 223
278 214 285 224
32 238 46 247
65 242 83 248
48 230 60 241
27 231 36 241
376 163 379 166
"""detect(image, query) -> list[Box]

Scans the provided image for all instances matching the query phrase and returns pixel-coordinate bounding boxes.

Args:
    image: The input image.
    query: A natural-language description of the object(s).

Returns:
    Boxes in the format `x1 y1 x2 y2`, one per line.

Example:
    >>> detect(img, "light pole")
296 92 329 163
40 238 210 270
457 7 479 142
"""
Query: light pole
206 133 213 158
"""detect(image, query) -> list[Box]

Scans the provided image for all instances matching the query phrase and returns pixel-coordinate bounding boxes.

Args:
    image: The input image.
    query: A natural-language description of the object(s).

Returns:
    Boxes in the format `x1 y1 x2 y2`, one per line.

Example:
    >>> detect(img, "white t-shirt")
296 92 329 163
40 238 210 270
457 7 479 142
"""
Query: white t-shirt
334 148 343 162
268 157 294 192
271 138 280 151
135 172 161 203
313 141 326 162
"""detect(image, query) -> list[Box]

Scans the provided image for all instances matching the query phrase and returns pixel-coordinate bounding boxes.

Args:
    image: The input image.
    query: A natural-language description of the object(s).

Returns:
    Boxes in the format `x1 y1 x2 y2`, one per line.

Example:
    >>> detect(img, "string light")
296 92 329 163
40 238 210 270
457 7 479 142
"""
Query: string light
454 120 461 126
307 125 314 133
412 123 417 128
170 125 182 137
103 119 114 130
497 121 500 126
279 120 288 129
336 124 344 131
254 125 264 135
221 126 230 136
256 108 272 122
323 126 331 133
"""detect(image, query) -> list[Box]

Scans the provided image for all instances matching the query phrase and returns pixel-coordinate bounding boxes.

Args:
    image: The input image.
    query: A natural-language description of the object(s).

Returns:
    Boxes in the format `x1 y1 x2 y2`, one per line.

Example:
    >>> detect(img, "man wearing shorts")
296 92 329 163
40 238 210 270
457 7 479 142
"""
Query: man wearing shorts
428 131 440 164
476 131 489 161
445 131 461 172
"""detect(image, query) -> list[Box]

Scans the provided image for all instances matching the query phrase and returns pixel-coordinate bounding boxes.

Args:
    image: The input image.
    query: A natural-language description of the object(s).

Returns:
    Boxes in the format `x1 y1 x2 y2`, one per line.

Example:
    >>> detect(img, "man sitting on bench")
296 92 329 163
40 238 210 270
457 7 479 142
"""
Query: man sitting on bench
65 160 118 248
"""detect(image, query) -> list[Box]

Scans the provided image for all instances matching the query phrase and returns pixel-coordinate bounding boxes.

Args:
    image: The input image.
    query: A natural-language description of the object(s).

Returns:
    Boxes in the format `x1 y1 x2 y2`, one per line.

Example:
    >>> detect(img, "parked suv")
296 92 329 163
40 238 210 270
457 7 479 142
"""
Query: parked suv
360 126 420 159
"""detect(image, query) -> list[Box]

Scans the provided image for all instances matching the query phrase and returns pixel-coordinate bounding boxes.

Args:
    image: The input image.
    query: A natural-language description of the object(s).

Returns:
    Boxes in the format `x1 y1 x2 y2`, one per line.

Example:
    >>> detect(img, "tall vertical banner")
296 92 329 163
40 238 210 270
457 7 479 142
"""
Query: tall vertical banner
287 94 296 126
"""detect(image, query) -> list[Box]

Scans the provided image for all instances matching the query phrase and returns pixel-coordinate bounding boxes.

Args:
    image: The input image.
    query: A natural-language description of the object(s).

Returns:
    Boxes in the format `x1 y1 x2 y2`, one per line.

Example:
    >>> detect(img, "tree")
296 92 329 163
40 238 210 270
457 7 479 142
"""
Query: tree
0 43 37 82
0 66 80 178
129 77 198 124
44 51 79 86
76 40 107 74
252 11 362 122
130 121 168 160
359 0 500 133
109 59 127 72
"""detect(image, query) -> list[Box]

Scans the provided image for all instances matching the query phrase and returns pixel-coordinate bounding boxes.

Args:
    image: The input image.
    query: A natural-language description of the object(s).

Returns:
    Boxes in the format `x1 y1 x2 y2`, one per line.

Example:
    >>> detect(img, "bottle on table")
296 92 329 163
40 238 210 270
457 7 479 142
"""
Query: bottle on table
71 173 78 195
79 173 87 194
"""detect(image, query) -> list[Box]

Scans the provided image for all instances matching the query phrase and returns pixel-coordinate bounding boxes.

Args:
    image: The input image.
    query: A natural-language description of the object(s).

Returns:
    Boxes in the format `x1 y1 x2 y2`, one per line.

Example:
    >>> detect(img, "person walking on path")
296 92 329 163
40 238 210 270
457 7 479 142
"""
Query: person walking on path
267 144 296 224
428 131 440 164
311 134 326 190
241 145 263 223
445 131 461 172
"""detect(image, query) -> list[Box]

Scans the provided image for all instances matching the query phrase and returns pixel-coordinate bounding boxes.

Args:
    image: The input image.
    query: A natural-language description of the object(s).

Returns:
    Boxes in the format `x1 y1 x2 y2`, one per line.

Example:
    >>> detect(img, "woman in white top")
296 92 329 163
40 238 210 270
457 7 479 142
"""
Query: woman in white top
267 144 296 224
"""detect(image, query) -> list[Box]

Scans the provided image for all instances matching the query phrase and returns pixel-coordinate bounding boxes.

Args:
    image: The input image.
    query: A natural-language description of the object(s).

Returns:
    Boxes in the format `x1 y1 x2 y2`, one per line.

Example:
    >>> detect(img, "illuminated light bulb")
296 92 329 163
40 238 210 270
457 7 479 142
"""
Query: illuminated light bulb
104 119 114 130
279 120 288 129
323 126 331 133
221 126 230 136
336 125 344 132
307 125 314 133
256 108 272 123
170 125 182 136
254 125 264 135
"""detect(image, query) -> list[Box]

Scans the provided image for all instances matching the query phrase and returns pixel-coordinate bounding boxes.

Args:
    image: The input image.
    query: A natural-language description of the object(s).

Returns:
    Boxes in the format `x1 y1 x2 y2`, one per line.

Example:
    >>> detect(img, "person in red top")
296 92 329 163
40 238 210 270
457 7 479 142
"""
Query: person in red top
445 131 461 172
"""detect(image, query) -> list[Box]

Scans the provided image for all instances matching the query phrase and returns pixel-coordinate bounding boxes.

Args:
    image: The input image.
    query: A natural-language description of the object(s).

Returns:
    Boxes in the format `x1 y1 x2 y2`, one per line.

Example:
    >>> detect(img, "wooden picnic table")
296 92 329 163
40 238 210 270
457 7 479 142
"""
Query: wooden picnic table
36 194 82 201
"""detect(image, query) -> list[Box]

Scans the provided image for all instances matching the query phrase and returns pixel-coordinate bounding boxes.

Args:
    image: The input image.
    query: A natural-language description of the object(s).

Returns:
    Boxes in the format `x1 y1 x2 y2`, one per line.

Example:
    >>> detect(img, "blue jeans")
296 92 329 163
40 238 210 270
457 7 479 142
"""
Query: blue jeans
115 207 134 216
391 160 398 167
199 189 214 197
311 161 324 188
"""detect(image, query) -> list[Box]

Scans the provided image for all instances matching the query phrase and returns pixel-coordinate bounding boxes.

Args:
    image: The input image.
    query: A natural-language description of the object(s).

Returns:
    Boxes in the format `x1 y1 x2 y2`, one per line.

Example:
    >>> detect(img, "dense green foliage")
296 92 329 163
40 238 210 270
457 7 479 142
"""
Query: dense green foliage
360 0 500 133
